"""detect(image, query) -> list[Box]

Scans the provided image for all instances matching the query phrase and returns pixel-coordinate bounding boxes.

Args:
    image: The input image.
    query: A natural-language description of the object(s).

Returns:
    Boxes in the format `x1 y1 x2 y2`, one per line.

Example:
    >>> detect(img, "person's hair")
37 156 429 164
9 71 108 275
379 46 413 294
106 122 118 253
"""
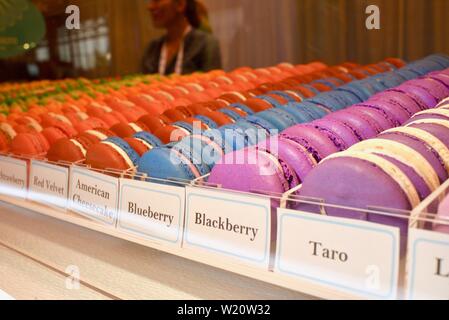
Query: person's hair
184 0 201 29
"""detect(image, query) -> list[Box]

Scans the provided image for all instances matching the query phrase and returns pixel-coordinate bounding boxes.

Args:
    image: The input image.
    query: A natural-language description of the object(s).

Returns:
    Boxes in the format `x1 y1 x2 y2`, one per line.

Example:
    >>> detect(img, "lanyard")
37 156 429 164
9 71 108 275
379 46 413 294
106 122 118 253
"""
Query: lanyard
158 25 192 75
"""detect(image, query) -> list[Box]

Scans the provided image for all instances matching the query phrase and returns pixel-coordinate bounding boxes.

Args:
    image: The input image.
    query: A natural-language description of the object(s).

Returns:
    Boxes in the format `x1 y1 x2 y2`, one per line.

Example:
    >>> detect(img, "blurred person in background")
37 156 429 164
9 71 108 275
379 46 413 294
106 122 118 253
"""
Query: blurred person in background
142 0 222 75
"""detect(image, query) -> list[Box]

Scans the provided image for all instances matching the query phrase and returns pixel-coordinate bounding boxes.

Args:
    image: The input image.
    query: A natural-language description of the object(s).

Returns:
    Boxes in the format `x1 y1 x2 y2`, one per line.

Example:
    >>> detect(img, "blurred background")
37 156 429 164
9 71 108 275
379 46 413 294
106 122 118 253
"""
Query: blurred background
1 0 448 82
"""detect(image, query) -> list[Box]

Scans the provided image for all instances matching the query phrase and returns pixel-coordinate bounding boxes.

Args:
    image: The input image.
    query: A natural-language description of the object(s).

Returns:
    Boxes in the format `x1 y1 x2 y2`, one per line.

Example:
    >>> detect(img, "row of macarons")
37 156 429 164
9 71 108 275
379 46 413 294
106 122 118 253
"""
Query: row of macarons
55 58 412 173
1 60 381 162
0 57 400 113
0 59 349 155
207 66 449 195
297 97 449 246
138 55 449 182
1 61 331 118
0 61 332 155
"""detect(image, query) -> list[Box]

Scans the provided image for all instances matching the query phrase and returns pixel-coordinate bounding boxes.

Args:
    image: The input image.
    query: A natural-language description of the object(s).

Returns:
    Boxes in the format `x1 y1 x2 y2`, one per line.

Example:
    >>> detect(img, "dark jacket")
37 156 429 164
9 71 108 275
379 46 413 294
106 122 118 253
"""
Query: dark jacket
142 28 222 75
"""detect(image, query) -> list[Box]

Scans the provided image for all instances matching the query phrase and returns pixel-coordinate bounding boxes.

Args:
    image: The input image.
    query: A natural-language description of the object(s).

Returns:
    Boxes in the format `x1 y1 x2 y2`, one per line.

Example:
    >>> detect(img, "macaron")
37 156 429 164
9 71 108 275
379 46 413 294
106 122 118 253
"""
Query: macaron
379 128 448 183
258 134 317 184
14 116 43 133
174 132 228 169
154 124 192 144
110 122 146 138
344 105 396 132
281 125 340 162
242 98 273 112
356 100 411 125
74 117 108 133
41 123 78 145
85 137 140 172
78 128 116 143
208 146 299 195
305 118 360 150
137 114 168 133
254 108 298 131
40 112 73 128
162 108 189 122
217 123 264 151
46 135 95 163
138 143 210 182
10 133 49 156
325 110 380 141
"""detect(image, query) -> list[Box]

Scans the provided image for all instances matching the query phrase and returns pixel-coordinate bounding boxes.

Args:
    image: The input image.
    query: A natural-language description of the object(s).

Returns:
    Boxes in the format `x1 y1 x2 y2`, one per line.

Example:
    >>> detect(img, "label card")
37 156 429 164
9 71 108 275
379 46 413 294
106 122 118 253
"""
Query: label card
275 209 399 299
118 178 185 245
184 186 271 267
69 166 119 226
28 160 69 209
407 228 449 300
0 155 27 199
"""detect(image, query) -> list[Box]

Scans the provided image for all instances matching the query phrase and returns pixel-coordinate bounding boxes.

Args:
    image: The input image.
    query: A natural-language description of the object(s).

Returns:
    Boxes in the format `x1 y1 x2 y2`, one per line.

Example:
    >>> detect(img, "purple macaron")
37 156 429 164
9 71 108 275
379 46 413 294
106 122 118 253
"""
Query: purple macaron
307 118 360 149
355 101 410 125
281 125 340 162
258 135 317 183
404 109 449 124
208 146 299 195
345 105 396 131
405 78 449 102
325 110 379 140
378 131 448 183
369 90 426 114
393 84 438 109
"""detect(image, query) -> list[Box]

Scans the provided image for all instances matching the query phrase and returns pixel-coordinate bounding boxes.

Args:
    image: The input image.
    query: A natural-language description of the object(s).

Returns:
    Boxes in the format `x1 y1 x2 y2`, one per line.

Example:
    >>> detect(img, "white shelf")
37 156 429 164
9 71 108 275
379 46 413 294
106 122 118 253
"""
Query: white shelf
0 194 364 300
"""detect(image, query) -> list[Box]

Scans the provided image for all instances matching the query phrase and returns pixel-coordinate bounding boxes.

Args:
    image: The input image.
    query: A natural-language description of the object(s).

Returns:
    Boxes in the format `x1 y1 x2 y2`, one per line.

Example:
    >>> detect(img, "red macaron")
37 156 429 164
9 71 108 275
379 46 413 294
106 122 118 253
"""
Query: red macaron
10 133 49 157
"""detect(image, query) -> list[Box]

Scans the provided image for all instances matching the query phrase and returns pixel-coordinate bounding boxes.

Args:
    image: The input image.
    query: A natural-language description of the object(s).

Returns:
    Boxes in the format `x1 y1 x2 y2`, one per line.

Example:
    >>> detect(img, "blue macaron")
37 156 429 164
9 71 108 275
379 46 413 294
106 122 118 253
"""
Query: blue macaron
255 108 298 131
329 90 363 105
194 115 219 129
218 108 244 121
176 133 226 169
218 124 255 151
307 94 346 112
337 82 372 101
395 68 419 80
293 101 330 118
278 103 317 124
373 72 405 88
104 137 140 166
133 131 162 149
244 115 279 135
256 95 284 108
138 143 210 182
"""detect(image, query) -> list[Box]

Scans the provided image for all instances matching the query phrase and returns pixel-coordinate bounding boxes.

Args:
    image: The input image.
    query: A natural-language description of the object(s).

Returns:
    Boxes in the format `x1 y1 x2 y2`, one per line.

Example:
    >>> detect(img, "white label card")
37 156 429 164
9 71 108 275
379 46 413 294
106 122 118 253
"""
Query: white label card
69 166 119 225
29 160 69 208
0 155 27 198
275 209 399 299
184 186 271 267
407 228 449 300
118 178 185 245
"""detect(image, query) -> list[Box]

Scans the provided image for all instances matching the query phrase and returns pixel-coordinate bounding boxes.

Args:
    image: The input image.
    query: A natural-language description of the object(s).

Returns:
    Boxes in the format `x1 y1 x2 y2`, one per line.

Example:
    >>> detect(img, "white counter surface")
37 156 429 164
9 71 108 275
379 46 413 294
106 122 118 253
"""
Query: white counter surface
0 200 313 300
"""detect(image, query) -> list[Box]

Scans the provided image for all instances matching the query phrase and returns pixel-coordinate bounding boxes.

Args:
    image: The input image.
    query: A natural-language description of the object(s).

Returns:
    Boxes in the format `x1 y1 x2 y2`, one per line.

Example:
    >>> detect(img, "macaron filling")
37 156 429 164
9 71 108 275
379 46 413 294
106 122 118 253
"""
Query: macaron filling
324 151 420 208
348 139 440 193
383 127 449 174
128 123 144 133
85 130 108 141
70 139 87 157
